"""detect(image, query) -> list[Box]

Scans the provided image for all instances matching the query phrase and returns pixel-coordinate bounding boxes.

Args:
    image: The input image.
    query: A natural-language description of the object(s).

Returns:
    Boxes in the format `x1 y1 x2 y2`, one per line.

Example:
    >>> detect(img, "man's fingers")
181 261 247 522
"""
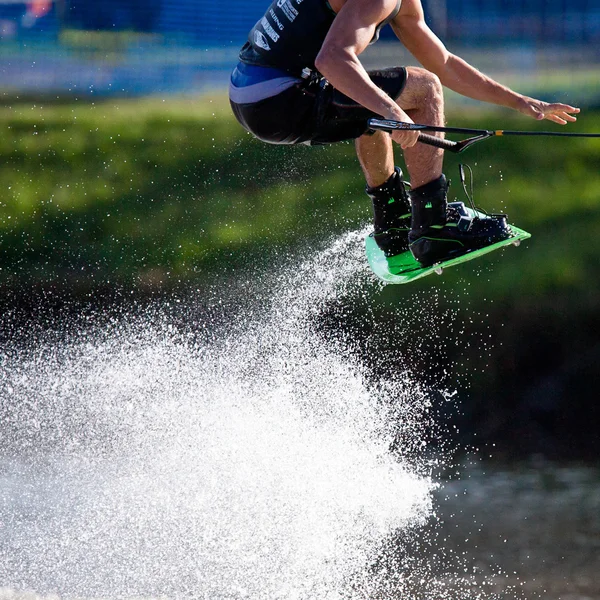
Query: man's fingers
547 114 568 125
391 130 419 148
547 104 580 120
551 104 579 112
526 100 581 124
401 135 418 149
543 106 580 124
562 113 578 122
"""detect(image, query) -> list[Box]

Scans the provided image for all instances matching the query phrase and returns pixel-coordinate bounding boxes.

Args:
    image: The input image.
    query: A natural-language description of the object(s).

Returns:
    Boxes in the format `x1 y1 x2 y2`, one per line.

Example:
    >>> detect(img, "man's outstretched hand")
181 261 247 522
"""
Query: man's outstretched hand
518 97 580 124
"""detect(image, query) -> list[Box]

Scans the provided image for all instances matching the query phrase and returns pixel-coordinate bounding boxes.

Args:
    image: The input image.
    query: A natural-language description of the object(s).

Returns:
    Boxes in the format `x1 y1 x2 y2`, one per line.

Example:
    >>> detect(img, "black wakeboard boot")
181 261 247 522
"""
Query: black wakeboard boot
408 173 512 267
366 166 411 257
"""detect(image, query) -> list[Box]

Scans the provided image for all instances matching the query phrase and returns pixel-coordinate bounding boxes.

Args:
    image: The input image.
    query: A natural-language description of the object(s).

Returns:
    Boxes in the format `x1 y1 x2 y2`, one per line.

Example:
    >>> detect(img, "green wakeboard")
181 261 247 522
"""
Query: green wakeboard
365 211 531 285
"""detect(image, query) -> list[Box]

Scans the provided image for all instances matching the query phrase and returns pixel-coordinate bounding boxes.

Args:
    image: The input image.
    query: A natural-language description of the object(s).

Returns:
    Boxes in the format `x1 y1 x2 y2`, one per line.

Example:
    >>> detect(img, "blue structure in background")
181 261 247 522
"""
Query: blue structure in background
0 0 598 95
2 0 598 46
0 0 266 46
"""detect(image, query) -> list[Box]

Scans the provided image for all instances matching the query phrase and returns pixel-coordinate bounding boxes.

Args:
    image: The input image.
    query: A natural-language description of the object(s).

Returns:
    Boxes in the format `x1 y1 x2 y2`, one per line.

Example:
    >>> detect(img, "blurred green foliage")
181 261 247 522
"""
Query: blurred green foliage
0 94 362 288
0 94 599 299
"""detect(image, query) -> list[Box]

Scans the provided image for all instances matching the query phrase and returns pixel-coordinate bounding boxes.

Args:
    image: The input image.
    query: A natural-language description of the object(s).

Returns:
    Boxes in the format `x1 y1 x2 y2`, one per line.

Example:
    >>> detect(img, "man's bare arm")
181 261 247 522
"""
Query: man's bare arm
315 0 420 147
393 0 580 124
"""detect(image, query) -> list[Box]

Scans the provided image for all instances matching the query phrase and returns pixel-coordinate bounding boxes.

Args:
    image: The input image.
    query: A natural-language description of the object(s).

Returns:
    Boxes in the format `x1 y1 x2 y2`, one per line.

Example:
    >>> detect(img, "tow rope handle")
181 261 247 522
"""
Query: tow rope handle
368 118 600 154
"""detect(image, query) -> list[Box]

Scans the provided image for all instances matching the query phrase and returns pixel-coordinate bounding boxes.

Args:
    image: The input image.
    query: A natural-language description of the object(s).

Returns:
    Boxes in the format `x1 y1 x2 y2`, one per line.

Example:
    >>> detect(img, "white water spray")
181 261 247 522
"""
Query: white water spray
1 230 446 599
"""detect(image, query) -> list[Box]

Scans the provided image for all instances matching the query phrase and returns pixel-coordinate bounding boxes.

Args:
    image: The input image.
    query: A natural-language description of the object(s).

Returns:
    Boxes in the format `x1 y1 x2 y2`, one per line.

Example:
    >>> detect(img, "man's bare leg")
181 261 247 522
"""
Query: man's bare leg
355 129 395 188
355 66 445 188
400 67 445 187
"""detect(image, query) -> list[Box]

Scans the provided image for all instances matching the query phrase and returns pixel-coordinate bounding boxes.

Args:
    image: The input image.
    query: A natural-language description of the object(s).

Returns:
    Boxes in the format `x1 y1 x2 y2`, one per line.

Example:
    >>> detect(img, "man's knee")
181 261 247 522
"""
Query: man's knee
423 71 443 104
403 67 443 106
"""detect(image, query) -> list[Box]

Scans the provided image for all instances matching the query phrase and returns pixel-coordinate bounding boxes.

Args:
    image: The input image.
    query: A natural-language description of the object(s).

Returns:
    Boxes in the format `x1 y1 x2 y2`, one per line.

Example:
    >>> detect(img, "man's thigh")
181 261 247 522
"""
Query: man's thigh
230 67 407 146
309 67 407 145
230 82 315 145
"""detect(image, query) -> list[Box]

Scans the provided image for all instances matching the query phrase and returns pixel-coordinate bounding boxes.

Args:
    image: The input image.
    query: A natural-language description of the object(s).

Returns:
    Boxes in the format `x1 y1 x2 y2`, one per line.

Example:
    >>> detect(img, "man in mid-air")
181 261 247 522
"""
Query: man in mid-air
229 0 579 266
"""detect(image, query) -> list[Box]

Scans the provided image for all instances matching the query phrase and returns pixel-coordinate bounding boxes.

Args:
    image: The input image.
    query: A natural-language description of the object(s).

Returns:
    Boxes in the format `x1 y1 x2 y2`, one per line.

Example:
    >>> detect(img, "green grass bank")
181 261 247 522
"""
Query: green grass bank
1 94 599 293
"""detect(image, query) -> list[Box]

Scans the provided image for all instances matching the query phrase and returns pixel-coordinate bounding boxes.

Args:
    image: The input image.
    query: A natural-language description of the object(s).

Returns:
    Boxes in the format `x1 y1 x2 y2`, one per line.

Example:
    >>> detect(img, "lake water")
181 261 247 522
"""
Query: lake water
1 230 598 599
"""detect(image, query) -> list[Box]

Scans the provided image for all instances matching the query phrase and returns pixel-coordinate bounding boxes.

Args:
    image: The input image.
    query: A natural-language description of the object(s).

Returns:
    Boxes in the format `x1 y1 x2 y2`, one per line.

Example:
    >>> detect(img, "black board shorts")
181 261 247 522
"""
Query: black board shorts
230 67 407 145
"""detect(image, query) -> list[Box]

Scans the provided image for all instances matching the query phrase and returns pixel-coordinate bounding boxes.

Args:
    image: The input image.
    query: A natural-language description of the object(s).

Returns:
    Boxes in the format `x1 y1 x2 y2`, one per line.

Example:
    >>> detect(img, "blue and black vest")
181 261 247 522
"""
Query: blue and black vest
239 0 402 76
